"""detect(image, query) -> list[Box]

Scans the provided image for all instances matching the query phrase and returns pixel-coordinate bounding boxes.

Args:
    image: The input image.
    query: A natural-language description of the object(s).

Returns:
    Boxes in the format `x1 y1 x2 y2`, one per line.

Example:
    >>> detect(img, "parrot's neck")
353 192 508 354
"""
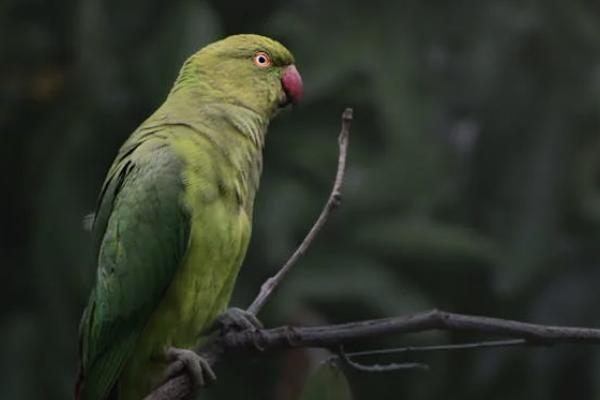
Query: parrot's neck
203 102 269 207
147 91 270 210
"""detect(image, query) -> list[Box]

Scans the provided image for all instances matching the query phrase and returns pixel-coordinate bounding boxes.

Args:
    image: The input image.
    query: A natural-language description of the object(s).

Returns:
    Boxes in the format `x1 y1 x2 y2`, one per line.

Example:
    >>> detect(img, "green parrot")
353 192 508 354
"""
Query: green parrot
76 34 303 400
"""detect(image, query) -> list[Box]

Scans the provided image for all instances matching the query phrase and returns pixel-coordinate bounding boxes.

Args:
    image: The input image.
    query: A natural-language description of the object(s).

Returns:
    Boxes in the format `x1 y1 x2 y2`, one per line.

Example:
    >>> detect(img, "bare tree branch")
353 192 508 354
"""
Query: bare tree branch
145 375 191 400
221 309 600 351
247 107 352 315
146 309 600 399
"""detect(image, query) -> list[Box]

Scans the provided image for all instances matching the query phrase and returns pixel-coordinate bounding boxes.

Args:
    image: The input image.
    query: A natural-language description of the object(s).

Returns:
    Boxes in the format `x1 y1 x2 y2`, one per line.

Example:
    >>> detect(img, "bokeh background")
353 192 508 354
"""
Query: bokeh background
3 0 600 399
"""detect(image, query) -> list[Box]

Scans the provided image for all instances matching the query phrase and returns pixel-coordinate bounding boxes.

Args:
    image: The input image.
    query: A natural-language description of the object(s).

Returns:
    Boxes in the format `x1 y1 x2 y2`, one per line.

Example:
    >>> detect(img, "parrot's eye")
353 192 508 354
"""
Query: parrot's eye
253 52 272 68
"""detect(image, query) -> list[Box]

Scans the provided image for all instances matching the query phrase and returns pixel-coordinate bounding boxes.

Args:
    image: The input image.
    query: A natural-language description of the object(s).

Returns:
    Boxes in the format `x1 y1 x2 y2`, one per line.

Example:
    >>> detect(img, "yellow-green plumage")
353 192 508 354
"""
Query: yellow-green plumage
77 34 299 400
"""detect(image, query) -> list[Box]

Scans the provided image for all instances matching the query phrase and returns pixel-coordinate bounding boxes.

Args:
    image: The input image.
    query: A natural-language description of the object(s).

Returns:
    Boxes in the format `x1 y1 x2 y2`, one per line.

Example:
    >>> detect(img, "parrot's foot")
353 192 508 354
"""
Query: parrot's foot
163 347 217 387
214 307 263 333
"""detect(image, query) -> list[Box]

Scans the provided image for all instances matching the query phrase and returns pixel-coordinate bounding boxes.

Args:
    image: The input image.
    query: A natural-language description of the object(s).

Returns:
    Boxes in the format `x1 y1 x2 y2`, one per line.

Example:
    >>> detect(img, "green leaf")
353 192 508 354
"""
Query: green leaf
300 362 353 400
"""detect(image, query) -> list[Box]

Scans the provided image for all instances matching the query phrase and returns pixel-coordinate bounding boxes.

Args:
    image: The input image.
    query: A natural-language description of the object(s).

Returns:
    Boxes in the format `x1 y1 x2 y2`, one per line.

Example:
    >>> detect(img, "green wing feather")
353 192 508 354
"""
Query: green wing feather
78 136 190 400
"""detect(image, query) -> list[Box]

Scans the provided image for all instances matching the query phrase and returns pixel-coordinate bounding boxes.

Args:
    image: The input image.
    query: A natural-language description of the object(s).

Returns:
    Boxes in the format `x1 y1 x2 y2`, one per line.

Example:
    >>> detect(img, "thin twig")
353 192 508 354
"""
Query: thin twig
336 345 430 373
321 338 527 369
334 338 527 360
328 339 526 374
246 107 353 315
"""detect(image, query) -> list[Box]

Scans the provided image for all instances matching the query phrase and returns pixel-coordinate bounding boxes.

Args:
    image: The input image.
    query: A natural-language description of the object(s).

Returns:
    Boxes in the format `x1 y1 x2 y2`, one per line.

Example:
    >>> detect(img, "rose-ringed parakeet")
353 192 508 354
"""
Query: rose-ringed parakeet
76 34 303 400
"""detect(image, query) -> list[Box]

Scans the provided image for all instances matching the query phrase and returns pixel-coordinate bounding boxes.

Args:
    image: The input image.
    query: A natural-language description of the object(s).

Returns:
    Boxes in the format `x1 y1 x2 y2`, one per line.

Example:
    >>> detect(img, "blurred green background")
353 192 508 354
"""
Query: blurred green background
3 0 600 399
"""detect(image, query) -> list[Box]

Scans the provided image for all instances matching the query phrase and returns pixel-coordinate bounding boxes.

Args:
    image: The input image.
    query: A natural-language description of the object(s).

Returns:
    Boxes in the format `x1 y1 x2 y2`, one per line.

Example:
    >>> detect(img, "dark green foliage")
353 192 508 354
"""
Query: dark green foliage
2 1 600 399
300 362 352 400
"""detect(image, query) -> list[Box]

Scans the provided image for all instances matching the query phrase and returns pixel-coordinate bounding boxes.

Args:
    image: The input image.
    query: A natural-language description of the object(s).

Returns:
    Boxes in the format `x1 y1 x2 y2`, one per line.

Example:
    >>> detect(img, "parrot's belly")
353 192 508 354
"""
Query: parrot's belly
118 198 251 399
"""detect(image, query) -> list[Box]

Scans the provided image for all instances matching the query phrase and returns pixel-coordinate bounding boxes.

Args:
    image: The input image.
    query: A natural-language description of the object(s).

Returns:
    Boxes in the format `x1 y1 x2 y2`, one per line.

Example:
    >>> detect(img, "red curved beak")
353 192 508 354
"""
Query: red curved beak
281 64 303 106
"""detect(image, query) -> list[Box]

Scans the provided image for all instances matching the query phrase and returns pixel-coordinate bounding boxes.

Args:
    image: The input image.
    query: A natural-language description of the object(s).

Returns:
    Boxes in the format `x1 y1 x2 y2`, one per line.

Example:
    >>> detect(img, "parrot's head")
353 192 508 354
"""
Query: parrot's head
174 34 303 116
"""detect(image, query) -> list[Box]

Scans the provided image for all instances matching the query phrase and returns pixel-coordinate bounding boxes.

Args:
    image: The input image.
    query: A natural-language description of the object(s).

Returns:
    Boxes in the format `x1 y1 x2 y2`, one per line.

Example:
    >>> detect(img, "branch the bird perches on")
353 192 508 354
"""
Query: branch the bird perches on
146 108 600 400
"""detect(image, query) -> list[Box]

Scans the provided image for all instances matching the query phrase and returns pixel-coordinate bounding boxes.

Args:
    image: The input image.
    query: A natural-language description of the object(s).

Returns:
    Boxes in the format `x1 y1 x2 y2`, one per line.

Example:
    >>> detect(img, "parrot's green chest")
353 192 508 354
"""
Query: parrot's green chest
119 133 254 399
175 187 251 338
148 135 252 347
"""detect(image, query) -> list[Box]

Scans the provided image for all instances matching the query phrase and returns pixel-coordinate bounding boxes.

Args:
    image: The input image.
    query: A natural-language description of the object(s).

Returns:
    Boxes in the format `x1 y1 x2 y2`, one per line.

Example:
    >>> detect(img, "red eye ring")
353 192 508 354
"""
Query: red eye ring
253 51 272 68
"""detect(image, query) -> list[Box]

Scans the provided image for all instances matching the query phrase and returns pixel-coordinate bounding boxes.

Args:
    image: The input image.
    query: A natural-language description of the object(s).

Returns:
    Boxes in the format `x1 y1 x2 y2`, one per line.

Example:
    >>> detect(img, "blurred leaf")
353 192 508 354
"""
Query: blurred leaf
354 217 498 264
0 315 40 399
276 253 432 317
572 137 600 225
299 362 353 400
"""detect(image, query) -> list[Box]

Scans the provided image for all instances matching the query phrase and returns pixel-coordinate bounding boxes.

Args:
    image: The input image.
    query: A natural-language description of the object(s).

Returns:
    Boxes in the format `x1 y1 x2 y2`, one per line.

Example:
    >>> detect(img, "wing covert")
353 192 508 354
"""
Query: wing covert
78 140 190 400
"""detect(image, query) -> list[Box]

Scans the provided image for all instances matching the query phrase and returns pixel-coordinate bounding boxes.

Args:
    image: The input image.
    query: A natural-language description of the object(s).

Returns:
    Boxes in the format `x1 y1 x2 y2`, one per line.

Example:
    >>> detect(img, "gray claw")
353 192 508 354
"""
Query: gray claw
215 307 263 332
164 347 217 387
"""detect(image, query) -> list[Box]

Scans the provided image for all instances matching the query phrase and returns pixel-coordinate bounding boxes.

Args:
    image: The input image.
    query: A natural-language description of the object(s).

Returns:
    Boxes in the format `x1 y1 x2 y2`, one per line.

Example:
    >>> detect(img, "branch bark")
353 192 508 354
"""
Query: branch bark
147 309 600 399
223 309 600 350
